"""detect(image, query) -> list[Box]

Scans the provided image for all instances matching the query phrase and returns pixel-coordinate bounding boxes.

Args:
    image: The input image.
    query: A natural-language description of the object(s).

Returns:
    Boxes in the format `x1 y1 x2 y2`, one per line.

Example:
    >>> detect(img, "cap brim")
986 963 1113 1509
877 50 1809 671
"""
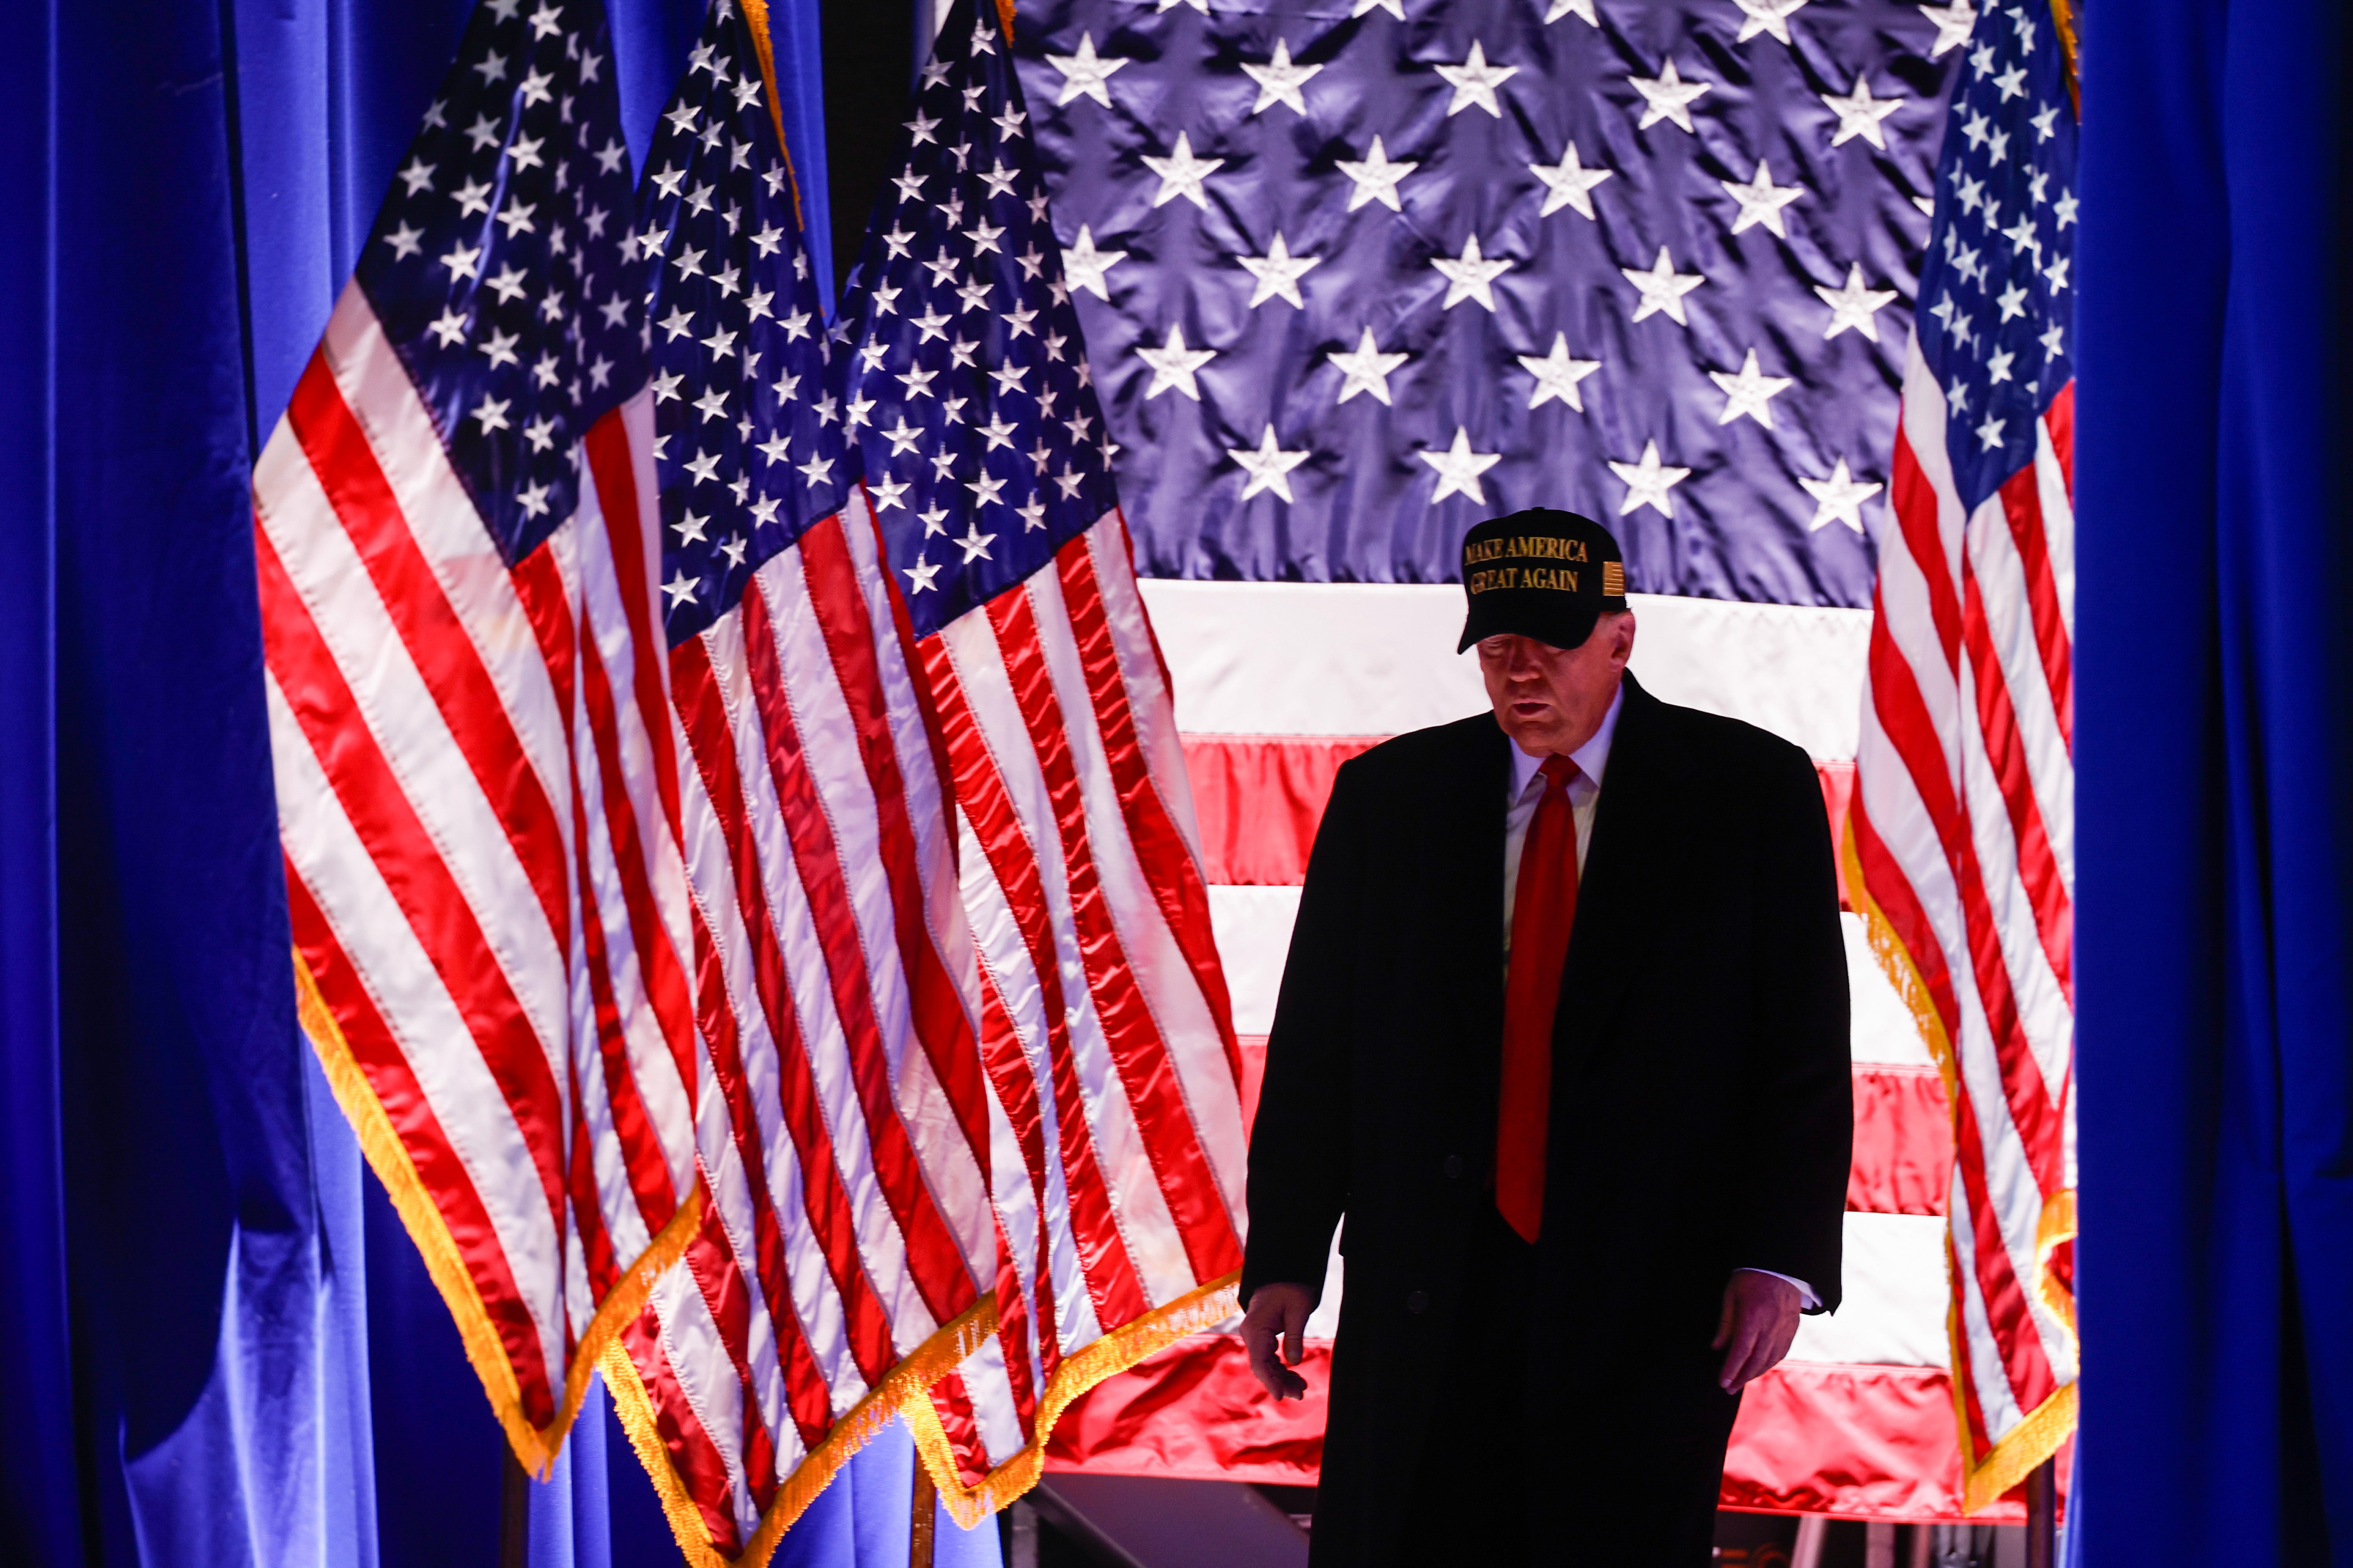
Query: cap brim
1457 602 1602 654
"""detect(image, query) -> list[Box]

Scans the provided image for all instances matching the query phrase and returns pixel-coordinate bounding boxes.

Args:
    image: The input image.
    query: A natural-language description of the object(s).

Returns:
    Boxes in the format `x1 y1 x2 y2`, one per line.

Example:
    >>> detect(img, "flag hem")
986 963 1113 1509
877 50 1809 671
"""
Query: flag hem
900 1272 1243 1530
1840 824 2077 1513
596 1292 1004 1568
292 946 704 1477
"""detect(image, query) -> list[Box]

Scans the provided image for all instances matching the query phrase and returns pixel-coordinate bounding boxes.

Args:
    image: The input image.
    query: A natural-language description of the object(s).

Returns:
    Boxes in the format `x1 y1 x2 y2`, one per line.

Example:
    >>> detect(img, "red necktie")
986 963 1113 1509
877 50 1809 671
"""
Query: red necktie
1496 755 1580 1244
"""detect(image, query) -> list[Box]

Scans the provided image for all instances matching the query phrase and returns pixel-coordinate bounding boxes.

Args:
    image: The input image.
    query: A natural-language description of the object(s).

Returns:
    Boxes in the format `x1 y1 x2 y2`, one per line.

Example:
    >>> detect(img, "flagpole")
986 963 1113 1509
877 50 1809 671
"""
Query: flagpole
910 1456 938 1568
499 1448 529 1568
2025 1457 2057 1568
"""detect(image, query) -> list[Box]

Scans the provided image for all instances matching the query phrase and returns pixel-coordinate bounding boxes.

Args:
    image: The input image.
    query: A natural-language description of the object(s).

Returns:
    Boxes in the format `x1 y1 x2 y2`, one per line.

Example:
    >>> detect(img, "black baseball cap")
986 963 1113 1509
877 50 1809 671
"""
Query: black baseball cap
1457 508 1629 652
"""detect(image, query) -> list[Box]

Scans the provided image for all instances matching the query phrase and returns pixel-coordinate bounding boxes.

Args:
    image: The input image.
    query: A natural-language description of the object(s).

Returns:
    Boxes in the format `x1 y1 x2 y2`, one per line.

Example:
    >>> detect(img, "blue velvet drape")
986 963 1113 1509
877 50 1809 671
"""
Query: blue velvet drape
2077 0 2353 1560
0 1 992 1563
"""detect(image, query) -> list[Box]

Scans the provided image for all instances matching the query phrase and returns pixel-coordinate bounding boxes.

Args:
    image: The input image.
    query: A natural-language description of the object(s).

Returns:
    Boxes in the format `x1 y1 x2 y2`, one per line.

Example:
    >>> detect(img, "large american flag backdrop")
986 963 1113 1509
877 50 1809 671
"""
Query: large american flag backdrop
1003 0 2073 1522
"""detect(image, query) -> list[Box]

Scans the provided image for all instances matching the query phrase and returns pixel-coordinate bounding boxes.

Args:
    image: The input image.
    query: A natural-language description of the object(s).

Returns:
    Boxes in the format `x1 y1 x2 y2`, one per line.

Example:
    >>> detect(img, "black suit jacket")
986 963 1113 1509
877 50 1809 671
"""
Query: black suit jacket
1241 675 1850 1559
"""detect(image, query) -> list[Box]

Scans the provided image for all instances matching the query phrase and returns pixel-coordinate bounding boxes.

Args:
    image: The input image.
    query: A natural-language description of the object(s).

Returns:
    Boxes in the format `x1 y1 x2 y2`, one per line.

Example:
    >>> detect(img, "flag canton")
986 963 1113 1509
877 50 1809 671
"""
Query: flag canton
1012 0 1970 608
639 0 847 646
1916 4 2075 511
834 0 1124 642
354 0 646 565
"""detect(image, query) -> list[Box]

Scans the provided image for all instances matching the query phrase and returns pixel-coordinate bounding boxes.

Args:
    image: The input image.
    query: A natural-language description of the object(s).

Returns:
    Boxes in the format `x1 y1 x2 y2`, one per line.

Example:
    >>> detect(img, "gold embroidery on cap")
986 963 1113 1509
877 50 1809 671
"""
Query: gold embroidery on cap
1465 535 1592 569
1602 560 1625 597
1466 563 1583 594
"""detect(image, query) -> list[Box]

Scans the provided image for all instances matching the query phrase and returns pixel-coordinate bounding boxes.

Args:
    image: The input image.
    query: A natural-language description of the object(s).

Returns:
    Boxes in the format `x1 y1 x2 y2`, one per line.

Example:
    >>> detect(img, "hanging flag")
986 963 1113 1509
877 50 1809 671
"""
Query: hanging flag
1849 0 2080 1512
595 1 1020 1558
598 0 1049 1544
999 0 2018 1522
256 0 704 1472
832 0 1251 1521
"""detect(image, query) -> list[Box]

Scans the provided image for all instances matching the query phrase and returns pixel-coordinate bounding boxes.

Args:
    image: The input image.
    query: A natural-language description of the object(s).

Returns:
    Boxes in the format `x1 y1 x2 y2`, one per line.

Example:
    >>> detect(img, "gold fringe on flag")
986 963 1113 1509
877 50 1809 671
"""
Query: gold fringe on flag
292 948 703 1477
733 0 806 233
598 1269 1243 1564
2047 0 2081 113
598 1293 1004 1568
903 1273 1243 1531
1839 824 2077 1513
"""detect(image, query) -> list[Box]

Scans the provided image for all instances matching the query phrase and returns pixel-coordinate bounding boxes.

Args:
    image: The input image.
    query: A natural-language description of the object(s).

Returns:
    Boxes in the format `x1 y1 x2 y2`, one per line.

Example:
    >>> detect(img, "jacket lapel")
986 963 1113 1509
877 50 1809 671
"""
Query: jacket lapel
1436 716 1511 1117
1561 674 1668 1034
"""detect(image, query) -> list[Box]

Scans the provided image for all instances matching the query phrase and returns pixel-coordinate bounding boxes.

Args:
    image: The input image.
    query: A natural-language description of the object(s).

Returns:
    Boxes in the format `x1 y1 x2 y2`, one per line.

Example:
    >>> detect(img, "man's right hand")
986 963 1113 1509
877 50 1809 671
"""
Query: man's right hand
1240 1282 1317 1401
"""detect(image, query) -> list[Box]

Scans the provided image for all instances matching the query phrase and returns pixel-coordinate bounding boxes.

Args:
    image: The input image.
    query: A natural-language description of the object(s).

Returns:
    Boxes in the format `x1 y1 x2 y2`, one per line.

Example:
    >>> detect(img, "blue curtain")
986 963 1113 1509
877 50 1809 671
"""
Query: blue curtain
0 15 81 1566
2077 0 2353 1561
0 0 995 1563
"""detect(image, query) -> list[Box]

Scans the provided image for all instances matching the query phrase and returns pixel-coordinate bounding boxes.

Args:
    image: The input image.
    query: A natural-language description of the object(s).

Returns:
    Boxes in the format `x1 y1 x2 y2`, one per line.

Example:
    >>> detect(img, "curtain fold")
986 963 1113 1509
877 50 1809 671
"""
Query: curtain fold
0 8 81 1564
2077 0 2353 1561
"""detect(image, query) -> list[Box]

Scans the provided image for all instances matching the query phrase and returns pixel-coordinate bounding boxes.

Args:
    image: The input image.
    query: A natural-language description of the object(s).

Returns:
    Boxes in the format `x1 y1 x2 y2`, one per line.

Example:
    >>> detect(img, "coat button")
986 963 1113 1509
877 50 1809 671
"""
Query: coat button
1405 1290 1429 1314
1442 1154 1464 1179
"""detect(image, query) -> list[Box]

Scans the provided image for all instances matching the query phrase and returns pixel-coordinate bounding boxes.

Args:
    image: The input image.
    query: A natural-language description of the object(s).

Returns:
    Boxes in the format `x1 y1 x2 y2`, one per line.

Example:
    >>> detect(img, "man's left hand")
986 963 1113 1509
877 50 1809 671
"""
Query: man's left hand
1712 1270 1802 1394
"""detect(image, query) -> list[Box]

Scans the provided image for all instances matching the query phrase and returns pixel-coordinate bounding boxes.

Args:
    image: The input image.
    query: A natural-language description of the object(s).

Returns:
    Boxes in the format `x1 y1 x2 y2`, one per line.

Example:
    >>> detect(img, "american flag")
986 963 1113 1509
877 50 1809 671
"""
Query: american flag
595 1 1028 1555
1013 0 1958 593
1850 0 2079 1512
257 0 705 1472
832 0 1252 1519
1004 0 2045 1524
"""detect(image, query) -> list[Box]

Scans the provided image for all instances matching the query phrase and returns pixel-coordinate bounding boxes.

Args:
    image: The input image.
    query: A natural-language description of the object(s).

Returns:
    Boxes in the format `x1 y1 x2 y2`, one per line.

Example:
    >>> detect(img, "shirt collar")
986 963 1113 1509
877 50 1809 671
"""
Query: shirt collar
1508 680 1625 800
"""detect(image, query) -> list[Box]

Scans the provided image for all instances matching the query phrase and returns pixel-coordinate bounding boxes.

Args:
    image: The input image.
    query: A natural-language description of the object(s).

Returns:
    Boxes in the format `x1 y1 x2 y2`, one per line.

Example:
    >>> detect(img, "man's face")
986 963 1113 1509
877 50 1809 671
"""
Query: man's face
1476 612 1636 758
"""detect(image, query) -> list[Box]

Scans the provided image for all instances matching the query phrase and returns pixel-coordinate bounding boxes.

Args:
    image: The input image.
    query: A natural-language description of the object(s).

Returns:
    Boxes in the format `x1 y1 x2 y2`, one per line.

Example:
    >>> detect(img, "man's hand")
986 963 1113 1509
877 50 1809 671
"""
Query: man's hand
1713 1270 1802 1394
1240 1282 1316 1401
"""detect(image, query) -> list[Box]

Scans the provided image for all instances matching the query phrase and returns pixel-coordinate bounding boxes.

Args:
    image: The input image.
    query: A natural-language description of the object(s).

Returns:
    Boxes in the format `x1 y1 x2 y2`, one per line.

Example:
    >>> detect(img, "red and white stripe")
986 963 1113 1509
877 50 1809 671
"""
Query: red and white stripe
1040 575 2011 1519
611 485 1020 1554
1851 340 2077 1508
258 283 701 1452
909 510 1250 1513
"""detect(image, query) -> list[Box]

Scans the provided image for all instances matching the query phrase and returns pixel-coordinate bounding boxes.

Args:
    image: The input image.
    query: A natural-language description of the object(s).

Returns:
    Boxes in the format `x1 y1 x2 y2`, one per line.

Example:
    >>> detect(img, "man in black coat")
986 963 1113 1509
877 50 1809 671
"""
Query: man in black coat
1239 510 1851 1565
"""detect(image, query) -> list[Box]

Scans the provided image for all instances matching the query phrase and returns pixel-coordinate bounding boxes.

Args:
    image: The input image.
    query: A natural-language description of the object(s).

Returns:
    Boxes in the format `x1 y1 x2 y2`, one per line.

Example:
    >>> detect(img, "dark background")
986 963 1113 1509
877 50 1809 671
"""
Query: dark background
821 0 922 301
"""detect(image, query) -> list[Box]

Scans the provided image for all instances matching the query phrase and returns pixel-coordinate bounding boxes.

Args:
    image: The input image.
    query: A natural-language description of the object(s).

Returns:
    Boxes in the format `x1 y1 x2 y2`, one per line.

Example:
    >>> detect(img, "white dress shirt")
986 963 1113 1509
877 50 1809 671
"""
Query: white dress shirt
1502 685 1620 958
1497 680 1818 1311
